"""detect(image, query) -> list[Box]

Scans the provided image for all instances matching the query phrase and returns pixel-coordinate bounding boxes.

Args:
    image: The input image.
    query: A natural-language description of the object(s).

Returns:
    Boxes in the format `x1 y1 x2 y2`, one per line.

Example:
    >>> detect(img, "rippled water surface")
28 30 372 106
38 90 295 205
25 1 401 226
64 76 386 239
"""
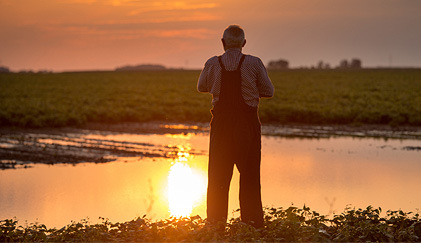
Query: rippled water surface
1 131 421 228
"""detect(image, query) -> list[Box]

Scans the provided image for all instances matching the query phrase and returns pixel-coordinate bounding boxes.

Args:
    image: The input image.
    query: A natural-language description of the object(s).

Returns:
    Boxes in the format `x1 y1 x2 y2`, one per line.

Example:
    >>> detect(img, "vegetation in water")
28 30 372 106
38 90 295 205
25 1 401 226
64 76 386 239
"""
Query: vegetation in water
1 205 420 242
1 69 421 127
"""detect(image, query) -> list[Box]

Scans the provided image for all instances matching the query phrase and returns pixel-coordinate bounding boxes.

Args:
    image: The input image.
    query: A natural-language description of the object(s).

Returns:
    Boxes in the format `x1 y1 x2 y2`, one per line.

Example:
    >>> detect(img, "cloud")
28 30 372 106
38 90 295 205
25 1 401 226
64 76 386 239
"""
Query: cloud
146 28 216 39
64 0 97 4
128 2 219 15
60 0 221 25
64 0 219 9
34 20 217 42
128 12 221 24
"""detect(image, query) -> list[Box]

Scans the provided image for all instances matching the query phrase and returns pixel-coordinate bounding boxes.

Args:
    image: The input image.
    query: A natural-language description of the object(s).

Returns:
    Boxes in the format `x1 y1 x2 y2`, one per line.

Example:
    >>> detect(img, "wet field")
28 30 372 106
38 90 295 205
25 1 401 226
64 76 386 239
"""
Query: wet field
1 123 421 228
2 123 421 169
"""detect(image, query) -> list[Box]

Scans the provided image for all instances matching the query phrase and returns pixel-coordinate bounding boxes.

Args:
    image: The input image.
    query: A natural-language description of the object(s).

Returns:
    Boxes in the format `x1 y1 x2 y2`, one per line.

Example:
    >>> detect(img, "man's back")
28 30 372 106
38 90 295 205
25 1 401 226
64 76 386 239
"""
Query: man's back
198 48 274 108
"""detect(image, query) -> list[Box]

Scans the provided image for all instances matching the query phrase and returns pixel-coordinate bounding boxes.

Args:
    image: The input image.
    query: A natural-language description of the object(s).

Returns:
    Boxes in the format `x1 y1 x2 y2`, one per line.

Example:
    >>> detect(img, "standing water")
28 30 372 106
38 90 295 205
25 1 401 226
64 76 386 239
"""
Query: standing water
1 127 421 228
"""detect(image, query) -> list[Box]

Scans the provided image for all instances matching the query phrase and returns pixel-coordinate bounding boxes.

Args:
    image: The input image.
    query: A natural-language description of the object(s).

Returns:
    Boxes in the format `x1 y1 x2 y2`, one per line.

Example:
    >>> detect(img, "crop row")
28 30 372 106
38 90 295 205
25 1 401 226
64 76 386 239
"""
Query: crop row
1 69 421 127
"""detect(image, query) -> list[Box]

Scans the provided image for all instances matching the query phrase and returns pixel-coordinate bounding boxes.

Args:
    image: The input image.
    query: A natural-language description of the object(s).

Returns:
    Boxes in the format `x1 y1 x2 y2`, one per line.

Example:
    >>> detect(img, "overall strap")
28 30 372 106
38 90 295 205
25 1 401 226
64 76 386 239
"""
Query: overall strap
218 54 246 71
217 56 226 71
236 55 246 71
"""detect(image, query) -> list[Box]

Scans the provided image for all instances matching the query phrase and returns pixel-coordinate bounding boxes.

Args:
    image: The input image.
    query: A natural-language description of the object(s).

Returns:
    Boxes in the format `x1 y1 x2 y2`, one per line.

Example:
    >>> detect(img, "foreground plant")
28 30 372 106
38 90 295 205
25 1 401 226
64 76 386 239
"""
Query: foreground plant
1 205 420 242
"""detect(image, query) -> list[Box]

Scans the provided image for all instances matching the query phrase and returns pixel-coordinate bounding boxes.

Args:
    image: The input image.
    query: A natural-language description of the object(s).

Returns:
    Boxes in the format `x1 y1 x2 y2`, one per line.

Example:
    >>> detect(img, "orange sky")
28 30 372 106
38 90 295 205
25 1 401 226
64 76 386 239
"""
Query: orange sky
1 0 420 71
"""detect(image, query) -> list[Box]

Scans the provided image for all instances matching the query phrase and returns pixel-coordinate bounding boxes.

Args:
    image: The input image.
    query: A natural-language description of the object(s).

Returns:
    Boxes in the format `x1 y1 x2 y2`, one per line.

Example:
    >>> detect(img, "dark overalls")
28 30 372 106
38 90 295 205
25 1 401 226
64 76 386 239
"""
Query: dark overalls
207 54 264 228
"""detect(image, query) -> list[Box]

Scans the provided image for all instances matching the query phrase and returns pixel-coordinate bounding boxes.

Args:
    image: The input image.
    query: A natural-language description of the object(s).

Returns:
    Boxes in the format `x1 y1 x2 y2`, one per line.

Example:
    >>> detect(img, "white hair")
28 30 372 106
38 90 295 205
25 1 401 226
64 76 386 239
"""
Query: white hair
222 25 245 48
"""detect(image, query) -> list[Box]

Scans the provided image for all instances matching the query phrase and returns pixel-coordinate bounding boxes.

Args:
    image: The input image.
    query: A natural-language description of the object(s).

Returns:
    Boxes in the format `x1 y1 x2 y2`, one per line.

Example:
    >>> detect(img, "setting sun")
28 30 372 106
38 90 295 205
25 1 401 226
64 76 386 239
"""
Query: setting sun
167 161 207 217
168 162 206 217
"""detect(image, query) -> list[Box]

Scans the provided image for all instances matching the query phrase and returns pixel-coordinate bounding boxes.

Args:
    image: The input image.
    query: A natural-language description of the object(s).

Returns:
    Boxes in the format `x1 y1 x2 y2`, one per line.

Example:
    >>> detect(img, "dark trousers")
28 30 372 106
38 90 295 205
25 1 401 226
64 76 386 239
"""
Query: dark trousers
207 109 264 227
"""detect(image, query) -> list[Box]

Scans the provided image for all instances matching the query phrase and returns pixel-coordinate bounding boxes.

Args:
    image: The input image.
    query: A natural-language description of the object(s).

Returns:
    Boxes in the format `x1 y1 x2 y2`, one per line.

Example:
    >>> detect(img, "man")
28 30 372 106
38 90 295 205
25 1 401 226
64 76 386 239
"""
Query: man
197 25 274 228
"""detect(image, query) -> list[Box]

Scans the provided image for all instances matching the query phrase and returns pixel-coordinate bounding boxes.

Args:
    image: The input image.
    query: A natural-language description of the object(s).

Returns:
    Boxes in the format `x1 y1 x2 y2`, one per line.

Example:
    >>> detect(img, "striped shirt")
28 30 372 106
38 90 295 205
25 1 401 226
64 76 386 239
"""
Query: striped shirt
197 48 274 108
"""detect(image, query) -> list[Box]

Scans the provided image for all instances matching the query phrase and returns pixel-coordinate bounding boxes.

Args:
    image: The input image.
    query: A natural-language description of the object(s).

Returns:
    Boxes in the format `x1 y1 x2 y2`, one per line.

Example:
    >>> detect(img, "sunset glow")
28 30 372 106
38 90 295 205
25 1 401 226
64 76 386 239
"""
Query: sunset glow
167 148 206 217
167 162 206 217
1 0 420 71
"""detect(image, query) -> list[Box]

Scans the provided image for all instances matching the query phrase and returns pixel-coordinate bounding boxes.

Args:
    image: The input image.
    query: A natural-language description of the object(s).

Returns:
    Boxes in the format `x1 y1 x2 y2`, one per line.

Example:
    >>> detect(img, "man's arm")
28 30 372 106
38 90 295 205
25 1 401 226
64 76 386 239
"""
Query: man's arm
256 59 274 98
197 61 210 93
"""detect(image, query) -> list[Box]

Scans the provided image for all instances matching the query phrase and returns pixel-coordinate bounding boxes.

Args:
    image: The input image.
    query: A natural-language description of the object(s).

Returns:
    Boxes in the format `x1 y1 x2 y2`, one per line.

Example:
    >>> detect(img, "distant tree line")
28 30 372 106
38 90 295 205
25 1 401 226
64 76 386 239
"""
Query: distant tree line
0 66 10 73
267 59 289 70
338 59 362 69
0 64 169 73
0 66 54 73
267 58 363 70
115 64 166 71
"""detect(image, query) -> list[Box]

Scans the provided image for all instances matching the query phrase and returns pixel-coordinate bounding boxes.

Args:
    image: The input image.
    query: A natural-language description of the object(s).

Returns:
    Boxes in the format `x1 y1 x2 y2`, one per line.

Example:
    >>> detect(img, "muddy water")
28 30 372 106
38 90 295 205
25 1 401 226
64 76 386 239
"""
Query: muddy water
1 129 421 228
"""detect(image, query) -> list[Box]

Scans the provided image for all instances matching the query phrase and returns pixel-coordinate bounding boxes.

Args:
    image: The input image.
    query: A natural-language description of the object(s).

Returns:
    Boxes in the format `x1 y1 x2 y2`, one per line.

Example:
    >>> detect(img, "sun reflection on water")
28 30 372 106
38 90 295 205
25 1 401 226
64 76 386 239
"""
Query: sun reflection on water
167 148 207 217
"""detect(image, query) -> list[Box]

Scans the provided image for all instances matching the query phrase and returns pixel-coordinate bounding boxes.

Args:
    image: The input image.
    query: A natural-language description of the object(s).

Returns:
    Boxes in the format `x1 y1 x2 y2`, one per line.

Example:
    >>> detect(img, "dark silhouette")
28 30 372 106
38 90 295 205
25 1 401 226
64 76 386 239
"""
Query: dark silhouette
338 58 362 69
115 64 166 71
0 66 10 73
339 59 349 69
267 59 289 70
197 25 274 228
317 60 331 69
350 58 362 69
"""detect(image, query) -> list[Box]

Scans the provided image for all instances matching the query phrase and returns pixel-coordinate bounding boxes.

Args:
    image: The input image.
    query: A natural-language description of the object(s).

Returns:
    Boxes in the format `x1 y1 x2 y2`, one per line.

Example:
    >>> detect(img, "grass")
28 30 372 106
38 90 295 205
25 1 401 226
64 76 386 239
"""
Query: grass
1 69 421 128
1 205 420 242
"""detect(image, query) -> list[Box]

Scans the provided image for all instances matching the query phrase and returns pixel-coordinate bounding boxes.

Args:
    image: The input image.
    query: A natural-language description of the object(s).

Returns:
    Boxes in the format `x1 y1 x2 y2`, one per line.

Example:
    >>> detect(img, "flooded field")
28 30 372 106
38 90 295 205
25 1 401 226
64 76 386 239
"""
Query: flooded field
1 124 421 228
